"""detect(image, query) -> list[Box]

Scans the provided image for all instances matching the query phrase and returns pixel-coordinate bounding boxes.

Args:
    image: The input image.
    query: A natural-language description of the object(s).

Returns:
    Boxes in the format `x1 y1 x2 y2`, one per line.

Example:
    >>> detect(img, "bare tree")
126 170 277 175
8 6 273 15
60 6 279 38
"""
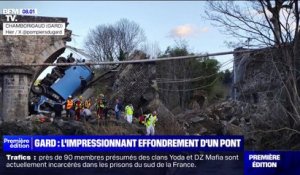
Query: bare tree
115 19 146 57
85 19 146 62
205 1 298 47
140 41 161 59
205 0 300 127
85 25 116 62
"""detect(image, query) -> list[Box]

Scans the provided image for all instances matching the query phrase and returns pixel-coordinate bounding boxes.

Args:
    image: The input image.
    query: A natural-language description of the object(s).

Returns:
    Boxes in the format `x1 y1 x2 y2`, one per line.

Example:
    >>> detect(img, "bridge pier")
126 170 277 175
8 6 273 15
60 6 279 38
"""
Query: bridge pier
0 15 70 122
0 67 33 121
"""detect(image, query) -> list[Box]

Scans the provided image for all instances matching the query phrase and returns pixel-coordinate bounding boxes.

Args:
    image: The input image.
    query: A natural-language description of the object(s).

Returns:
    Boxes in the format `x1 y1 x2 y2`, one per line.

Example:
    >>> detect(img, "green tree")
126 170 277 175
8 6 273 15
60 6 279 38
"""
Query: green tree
219 69 232 85
157 42 221 110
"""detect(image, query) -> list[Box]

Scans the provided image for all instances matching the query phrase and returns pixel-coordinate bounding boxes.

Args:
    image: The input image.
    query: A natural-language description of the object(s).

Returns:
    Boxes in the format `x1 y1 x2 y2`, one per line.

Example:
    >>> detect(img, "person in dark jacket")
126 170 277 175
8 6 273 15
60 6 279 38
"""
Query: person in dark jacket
80 76 87 94
53 101 63 119
114 98 122 120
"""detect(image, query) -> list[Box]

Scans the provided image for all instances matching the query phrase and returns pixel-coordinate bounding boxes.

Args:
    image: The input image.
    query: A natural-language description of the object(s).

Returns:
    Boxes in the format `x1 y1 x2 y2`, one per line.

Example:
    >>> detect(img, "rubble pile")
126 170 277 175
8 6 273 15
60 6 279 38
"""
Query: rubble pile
175 100 300 150
0 116 144 139
176 100 253 135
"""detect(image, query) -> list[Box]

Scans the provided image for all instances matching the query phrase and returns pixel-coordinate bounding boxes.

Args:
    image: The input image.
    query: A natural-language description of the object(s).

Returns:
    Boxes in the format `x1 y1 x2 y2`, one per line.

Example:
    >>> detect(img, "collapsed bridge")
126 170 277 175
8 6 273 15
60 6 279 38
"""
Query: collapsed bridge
0 15 266 122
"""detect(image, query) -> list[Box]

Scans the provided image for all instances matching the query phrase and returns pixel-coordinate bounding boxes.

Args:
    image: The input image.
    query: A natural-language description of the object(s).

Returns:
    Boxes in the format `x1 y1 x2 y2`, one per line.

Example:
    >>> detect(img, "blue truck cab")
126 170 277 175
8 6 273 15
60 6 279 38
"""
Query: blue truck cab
30 55 94 114
51 65 93 101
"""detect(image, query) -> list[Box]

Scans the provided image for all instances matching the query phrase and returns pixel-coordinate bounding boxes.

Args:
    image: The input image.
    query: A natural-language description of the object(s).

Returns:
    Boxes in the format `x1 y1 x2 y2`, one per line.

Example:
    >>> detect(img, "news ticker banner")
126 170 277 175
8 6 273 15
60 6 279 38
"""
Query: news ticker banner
245 151 300 175
2 135 300 175
3 135 243 152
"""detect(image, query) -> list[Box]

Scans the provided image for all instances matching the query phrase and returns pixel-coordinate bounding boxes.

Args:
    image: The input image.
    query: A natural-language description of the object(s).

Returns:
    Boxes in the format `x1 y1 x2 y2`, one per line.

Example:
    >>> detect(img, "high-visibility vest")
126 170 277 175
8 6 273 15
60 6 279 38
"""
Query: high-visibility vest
98 101 104 108
144 114 157 127
100 103 105 108
97 99 106 108
66 99 73 110
125 105 134 115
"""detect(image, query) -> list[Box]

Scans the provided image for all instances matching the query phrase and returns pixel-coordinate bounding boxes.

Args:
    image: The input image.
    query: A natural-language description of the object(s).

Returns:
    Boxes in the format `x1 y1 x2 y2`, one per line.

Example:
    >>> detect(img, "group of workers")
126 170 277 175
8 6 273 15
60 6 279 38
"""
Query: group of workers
62 94 158 135
64 94 109 121
65 95 92 121
121 100 158 135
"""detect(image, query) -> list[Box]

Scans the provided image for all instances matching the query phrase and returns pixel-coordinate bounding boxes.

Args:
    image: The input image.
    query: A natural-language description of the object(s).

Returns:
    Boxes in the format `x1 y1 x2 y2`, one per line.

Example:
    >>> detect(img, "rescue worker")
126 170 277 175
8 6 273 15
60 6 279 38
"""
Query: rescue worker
84 98 92 109
65 95 74 118
138 115 145 125
101 94 109 119
54 100 63 119
114 98 122 120
144 111 158 135
81 108 92 121
80 76 87 94
96 97 105 119
75 96 83 121
125 104 134 123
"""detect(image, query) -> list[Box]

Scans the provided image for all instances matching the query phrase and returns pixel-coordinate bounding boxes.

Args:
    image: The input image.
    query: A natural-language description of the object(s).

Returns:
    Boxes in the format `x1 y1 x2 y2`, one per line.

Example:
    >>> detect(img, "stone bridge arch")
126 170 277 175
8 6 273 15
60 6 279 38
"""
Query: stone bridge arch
32 40 67 82
0 15 71 121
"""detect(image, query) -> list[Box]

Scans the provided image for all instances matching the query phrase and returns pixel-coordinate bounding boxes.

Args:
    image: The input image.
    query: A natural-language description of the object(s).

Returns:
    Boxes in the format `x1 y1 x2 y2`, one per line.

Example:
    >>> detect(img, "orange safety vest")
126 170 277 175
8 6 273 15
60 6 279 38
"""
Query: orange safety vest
66 99 73 110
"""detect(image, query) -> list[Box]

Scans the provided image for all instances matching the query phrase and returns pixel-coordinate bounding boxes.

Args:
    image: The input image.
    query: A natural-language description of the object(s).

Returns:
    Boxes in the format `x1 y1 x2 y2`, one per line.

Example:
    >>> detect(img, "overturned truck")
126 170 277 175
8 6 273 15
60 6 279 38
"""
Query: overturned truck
29 53 94 114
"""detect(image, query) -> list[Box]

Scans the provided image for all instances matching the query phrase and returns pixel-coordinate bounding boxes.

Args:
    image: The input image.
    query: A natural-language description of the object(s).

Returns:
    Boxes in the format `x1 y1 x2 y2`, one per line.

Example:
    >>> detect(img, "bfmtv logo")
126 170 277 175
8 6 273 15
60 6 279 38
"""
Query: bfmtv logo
2 8 38 21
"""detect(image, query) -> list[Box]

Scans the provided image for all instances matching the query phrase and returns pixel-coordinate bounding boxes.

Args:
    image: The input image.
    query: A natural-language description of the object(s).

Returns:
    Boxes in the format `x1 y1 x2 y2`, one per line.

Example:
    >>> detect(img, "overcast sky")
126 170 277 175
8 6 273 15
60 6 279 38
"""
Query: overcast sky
1 1 234 71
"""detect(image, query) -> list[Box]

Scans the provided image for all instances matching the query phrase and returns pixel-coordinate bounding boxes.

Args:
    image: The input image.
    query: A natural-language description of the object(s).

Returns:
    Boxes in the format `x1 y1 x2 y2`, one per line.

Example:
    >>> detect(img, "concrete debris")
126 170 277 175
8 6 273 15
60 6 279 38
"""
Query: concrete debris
221 121 243 135
189 100 201 111
190 116 206 123
173 99 300 149
28 114 50 123
176 100 253 136
199 127 208 135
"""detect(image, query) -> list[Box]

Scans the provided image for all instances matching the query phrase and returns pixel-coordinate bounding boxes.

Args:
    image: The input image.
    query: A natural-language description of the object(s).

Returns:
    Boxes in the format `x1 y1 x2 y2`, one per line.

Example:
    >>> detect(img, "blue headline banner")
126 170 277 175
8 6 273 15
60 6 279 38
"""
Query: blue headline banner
3 135 243 152
244 151 300 175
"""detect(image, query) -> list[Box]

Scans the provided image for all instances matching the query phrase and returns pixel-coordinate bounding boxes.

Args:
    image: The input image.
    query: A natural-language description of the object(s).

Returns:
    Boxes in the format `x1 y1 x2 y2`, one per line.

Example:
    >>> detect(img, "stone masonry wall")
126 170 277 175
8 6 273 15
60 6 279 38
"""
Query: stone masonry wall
1 74 30 121
0 15 70 121
0 15 70 65
111 51 156 114
233 48 286 104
